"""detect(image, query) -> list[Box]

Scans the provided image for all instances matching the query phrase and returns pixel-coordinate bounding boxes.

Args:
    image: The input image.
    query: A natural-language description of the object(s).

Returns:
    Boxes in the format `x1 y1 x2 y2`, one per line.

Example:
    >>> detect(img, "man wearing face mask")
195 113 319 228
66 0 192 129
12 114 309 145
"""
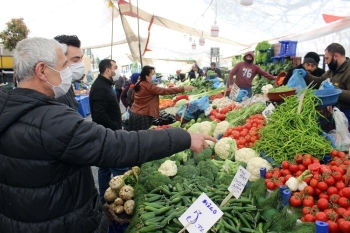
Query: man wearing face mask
0 37 217 233
304 43 350 122
228 51 276 97
54 35 85 110
89 59 128 204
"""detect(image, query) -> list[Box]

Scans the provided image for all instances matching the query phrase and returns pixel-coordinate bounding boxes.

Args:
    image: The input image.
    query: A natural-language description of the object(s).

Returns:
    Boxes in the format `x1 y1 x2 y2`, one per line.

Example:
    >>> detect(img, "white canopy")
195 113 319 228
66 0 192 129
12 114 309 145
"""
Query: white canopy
1 0 350 71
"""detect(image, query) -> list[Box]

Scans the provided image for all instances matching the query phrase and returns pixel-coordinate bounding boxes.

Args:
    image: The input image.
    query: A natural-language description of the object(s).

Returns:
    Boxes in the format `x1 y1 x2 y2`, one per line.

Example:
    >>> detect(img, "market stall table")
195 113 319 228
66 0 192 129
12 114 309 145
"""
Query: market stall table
75 95 90 118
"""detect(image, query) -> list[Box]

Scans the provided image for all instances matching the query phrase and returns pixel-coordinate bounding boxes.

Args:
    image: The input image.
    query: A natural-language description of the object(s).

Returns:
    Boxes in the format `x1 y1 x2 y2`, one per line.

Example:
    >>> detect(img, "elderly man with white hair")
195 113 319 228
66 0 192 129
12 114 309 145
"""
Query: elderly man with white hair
0 37 215 233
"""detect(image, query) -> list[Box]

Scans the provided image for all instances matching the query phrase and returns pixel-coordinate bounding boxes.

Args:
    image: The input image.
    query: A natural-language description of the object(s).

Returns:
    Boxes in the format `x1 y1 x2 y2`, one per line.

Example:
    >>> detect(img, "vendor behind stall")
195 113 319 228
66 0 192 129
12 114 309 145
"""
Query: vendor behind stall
303 43 350 123
228 51 276 97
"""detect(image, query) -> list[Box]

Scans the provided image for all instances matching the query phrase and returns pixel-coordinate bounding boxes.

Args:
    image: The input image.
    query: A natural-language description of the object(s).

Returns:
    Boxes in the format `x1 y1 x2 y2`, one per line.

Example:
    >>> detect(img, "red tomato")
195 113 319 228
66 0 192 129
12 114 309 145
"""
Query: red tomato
317 198 329 210
332 171 343 181
302 206 312 215
209 115 216 121
298 164 306 172
303 154 312 159
327 220 339 233
315 188 322 196
266 181 275 190
304 214 316 222
330 149 339 157
285 174 292 181
265 171 273 179
324 176 336 186
315 211 327 222
303 198 314 207
290 195 302 207
289 164 299 173
338 197 350 208
329 194 340 204
281 169 291 176
327 186 339 196
318 181 328 191
294 154 303 163
281 161 289 169
342 187 350 198
338 151 346 158
335 207 347 215
303 186 315 196
302 158 312 167
324 209 338 221
310 178 319 188
339 220 350 233
335 181 346 191
319 193 329 200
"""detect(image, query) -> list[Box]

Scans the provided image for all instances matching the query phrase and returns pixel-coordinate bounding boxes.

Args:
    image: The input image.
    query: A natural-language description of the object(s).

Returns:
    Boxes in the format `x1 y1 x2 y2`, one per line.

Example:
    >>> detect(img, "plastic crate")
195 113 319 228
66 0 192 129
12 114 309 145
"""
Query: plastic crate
265 48 274 62
271 56 285 63
279 40 297 56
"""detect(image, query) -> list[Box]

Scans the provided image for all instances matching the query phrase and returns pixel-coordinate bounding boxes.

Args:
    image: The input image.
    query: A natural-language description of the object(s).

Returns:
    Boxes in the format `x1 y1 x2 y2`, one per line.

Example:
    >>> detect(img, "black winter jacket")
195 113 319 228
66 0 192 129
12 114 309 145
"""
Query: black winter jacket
283 64 325 85
0 88 191 233
89 75 122 131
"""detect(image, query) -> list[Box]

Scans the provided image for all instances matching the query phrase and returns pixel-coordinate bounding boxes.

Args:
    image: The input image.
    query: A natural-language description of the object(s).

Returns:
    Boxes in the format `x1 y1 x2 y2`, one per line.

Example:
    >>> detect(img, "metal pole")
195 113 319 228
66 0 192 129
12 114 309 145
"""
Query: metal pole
137 0 143 67
111 6 114 59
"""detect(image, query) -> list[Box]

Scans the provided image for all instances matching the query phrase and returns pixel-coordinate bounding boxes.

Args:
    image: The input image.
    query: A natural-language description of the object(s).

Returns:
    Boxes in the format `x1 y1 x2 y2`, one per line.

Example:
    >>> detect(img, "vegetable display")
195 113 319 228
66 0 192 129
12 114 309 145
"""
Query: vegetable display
253 90 333 163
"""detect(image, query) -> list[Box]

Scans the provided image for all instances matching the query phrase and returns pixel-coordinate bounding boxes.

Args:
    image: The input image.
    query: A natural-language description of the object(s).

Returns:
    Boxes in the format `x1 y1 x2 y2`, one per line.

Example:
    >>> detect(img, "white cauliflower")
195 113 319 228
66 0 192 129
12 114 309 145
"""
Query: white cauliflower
198 121 217 136
246 157 272 181
158 160 177 176
234 148 259 164
213 121 230 138
212 97 234 109
214 137 237 160
205 140 216 148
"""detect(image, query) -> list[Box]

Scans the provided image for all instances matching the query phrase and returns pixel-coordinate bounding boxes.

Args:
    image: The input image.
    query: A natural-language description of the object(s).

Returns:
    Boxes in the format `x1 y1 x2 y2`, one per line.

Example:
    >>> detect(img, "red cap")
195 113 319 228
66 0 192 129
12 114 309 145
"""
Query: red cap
176 70 181 74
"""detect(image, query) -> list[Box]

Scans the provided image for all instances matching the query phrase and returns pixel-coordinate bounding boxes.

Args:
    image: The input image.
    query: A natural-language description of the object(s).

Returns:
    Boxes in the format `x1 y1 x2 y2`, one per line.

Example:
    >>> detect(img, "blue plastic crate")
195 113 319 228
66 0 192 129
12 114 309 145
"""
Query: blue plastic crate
271 56 285 64
279 40 297 56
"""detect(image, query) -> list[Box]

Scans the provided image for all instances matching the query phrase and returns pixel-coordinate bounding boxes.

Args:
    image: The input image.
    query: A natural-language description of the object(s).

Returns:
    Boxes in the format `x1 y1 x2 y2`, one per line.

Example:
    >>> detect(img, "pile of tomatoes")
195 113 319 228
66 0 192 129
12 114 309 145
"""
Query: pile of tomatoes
264 151 350 233
222 114 265 149
209 104 240 122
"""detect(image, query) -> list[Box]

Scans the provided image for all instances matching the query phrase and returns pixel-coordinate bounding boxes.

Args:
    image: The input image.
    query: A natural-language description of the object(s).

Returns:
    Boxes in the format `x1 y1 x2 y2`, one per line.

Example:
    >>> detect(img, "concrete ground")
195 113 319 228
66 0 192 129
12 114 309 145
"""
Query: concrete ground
85 101 126 192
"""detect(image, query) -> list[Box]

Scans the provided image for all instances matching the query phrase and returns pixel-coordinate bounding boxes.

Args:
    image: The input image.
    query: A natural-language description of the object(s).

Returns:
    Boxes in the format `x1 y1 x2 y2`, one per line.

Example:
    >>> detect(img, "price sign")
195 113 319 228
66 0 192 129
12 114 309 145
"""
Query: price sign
228 166 251 199
178 193 223 233
262 103 275 120
229 83 240 101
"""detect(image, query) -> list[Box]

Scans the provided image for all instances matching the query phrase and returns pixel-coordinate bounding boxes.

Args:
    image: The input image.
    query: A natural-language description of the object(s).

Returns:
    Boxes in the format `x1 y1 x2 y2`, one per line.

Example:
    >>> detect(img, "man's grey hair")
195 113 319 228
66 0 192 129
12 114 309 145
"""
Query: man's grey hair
13 37 67 81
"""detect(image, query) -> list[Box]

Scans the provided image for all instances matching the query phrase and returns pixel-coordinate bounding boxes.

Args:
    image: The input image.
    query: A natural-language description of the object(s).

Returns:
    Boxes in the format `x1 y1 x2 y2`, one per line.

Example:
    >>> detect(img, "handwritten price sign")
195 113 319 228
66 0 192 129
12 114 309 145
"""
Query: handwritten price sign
228 166 251 199
178 193 223 233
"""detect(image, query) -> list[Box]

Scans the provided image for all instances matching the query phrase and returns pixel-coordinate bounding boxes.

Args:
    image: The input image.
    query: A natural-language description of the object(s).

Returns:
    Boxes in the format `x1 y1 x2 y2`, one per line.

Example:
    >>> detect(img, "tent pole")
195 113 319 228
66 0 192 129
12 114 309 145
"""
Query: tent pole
111 6 114 59
137 0 143 67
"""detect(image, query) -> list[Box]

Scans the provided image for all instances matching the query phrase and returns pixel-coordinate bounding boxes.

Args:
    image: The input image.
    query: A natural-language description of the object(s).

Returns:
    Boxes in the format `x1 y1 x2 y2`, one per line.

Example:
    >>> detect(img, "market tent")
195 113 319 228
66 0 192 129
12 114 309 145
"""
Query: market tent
1 0 350 71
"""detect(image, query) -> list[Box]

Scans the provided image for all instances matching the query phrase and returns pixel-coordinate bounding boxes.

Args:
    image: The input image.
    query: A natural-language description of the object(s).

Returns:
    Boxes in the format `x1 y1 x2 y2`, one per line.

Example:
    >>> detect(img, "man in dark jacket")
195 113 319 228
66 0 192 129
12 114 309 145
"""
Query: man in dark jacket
208 62 222 78
54 35 85 110
89 59 128 203
283 52 325 85
0 37 215 233
188 64 203 80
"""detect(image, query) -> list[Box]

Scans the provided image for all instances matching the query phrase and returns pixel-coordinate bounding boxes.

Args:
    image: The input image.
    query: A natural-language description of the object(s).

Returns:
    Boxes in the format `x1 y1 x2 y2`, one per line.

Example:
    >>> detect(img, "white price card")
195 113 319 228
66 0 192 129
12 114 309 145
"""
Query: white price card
228 166 251 199
229 83 240 100
178 193 223 233
262 103 275 120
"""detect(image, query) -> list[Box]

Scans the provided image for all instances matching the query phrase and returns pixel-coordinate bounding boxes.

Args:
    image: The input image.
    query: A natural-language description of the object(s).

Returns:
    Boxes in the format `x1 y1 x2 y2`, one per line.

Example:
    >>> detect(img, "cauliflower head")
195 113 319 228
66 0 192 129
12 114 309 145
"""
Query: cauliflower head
235 148 259 164
246 157 272 181
198 121 217 136
213 121 230 138
214 137 237 160
158 160 177 176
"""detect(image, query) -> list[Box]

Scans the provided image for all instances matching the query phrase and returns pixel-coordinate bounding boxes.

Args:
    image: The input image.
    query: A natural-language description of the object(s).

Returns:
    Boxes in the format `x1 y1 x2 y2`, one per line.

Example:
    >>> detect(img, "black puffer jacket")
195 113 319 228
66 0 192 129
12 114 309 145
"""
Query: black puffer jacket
0 88 191 233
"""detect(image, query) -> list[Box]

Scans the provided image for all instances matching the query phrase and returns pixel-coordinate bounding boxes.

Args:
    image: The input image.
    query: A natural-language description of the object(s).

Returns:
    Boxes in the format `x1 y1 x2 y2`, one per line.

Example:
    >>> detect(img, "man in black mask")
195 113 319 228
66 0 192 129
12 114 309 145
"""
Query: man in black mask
304 43 350 123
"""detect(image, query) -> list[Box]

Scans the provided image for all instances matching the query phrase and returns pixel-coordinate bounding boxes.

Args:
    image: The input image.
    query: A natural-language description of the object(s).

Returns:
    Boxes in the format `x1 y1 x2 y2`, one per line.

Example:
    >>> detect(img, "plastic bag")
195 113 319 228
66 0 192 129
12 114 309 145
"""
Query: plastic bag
319 78 334 90
122 109 130 121
177 96 209 120
287 69 307 93
332 107 350 151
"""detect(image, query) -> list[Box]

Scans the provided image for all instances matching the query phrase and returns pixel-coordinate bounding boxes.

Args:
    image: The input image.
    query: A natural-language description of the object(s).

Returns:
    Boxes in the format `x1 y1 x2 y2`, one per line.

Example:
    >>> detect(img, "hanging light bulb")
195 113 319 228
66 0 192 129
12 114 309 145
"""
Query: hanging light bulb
211 0 219 37
211 21 219 37
192 40 196 50
199 32 205 46
240 0 254 6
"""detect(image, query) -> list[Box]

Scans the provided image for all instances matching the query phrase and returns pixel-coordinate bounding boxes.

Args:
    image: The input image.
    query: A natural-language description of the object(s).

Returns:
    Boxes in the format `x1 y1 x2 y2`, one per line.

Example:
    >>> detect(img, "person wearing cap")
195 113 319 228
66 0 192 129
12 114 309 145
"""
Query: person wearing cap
122 72 140 109
228 51 276 97
302 43 350 123
175 70 186 82
283 52 325 85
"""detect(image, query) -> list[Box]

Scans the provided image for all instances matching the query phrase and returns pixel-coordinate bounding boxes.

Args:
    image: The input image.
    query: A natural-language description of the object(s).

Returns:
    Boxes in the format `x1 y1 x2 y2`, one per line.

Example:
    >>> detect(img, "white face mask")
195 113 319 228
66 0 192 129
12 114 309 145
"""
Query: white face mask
112 69 121 82
70 62 85 81
152 74 157 81
46 65 73 98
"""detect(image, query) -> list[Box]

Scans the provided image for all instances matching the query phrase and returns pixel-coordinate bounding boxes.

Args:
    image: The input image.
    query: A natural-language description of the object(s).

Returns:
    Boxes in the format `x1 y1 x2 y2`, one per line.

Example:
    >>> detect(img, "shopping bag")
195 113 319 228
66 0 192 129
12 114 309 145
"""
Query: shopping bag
122 110 130 121
287 69 307 93
331 107 350 151
319 78 334 90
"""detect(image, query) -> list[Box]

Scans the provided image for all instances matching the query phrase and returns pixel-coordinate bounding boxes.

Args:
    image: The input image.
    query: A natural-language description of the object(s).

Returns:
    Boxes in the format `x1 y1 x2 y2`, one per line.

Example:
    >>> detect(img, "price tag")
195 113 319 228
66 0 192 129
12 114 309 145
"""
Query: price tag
229 83 240 100
228 166 251 199
262 103 275 120
178 193 223 233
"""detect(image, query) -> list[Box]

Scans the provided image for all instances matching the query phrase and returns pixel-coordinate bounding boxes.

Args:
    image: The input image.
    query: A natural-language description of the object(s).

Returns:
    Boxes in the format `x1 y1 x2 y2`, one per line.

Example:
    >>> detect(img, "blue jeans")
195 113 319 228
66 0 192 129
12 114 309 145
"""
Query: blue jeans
98 167 129 204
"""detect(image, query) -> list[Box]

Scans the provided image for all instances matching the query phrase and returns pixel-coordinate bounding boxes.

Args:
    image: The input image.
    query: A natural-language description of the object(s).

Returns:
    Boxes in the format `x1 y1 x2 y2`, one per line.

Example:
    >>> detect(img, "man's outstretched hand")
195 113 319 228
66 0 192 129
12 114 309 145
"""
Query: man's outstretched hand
188 133 218 154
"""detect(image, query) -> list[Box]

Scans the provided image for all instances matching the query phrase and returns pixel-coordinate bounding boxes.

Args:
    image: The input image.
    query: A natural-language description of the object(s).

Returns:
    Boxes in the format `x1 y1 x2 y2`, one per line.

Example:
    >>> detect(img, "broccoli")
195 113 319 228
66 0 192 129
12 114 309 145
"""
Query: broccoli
197 160 219 182
215 172 234 186
193 148 213 165
171 149 192 164
193 176 213 187
184 158 196 166
171 176 187 186
176 165 200 180
142 171 172 192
